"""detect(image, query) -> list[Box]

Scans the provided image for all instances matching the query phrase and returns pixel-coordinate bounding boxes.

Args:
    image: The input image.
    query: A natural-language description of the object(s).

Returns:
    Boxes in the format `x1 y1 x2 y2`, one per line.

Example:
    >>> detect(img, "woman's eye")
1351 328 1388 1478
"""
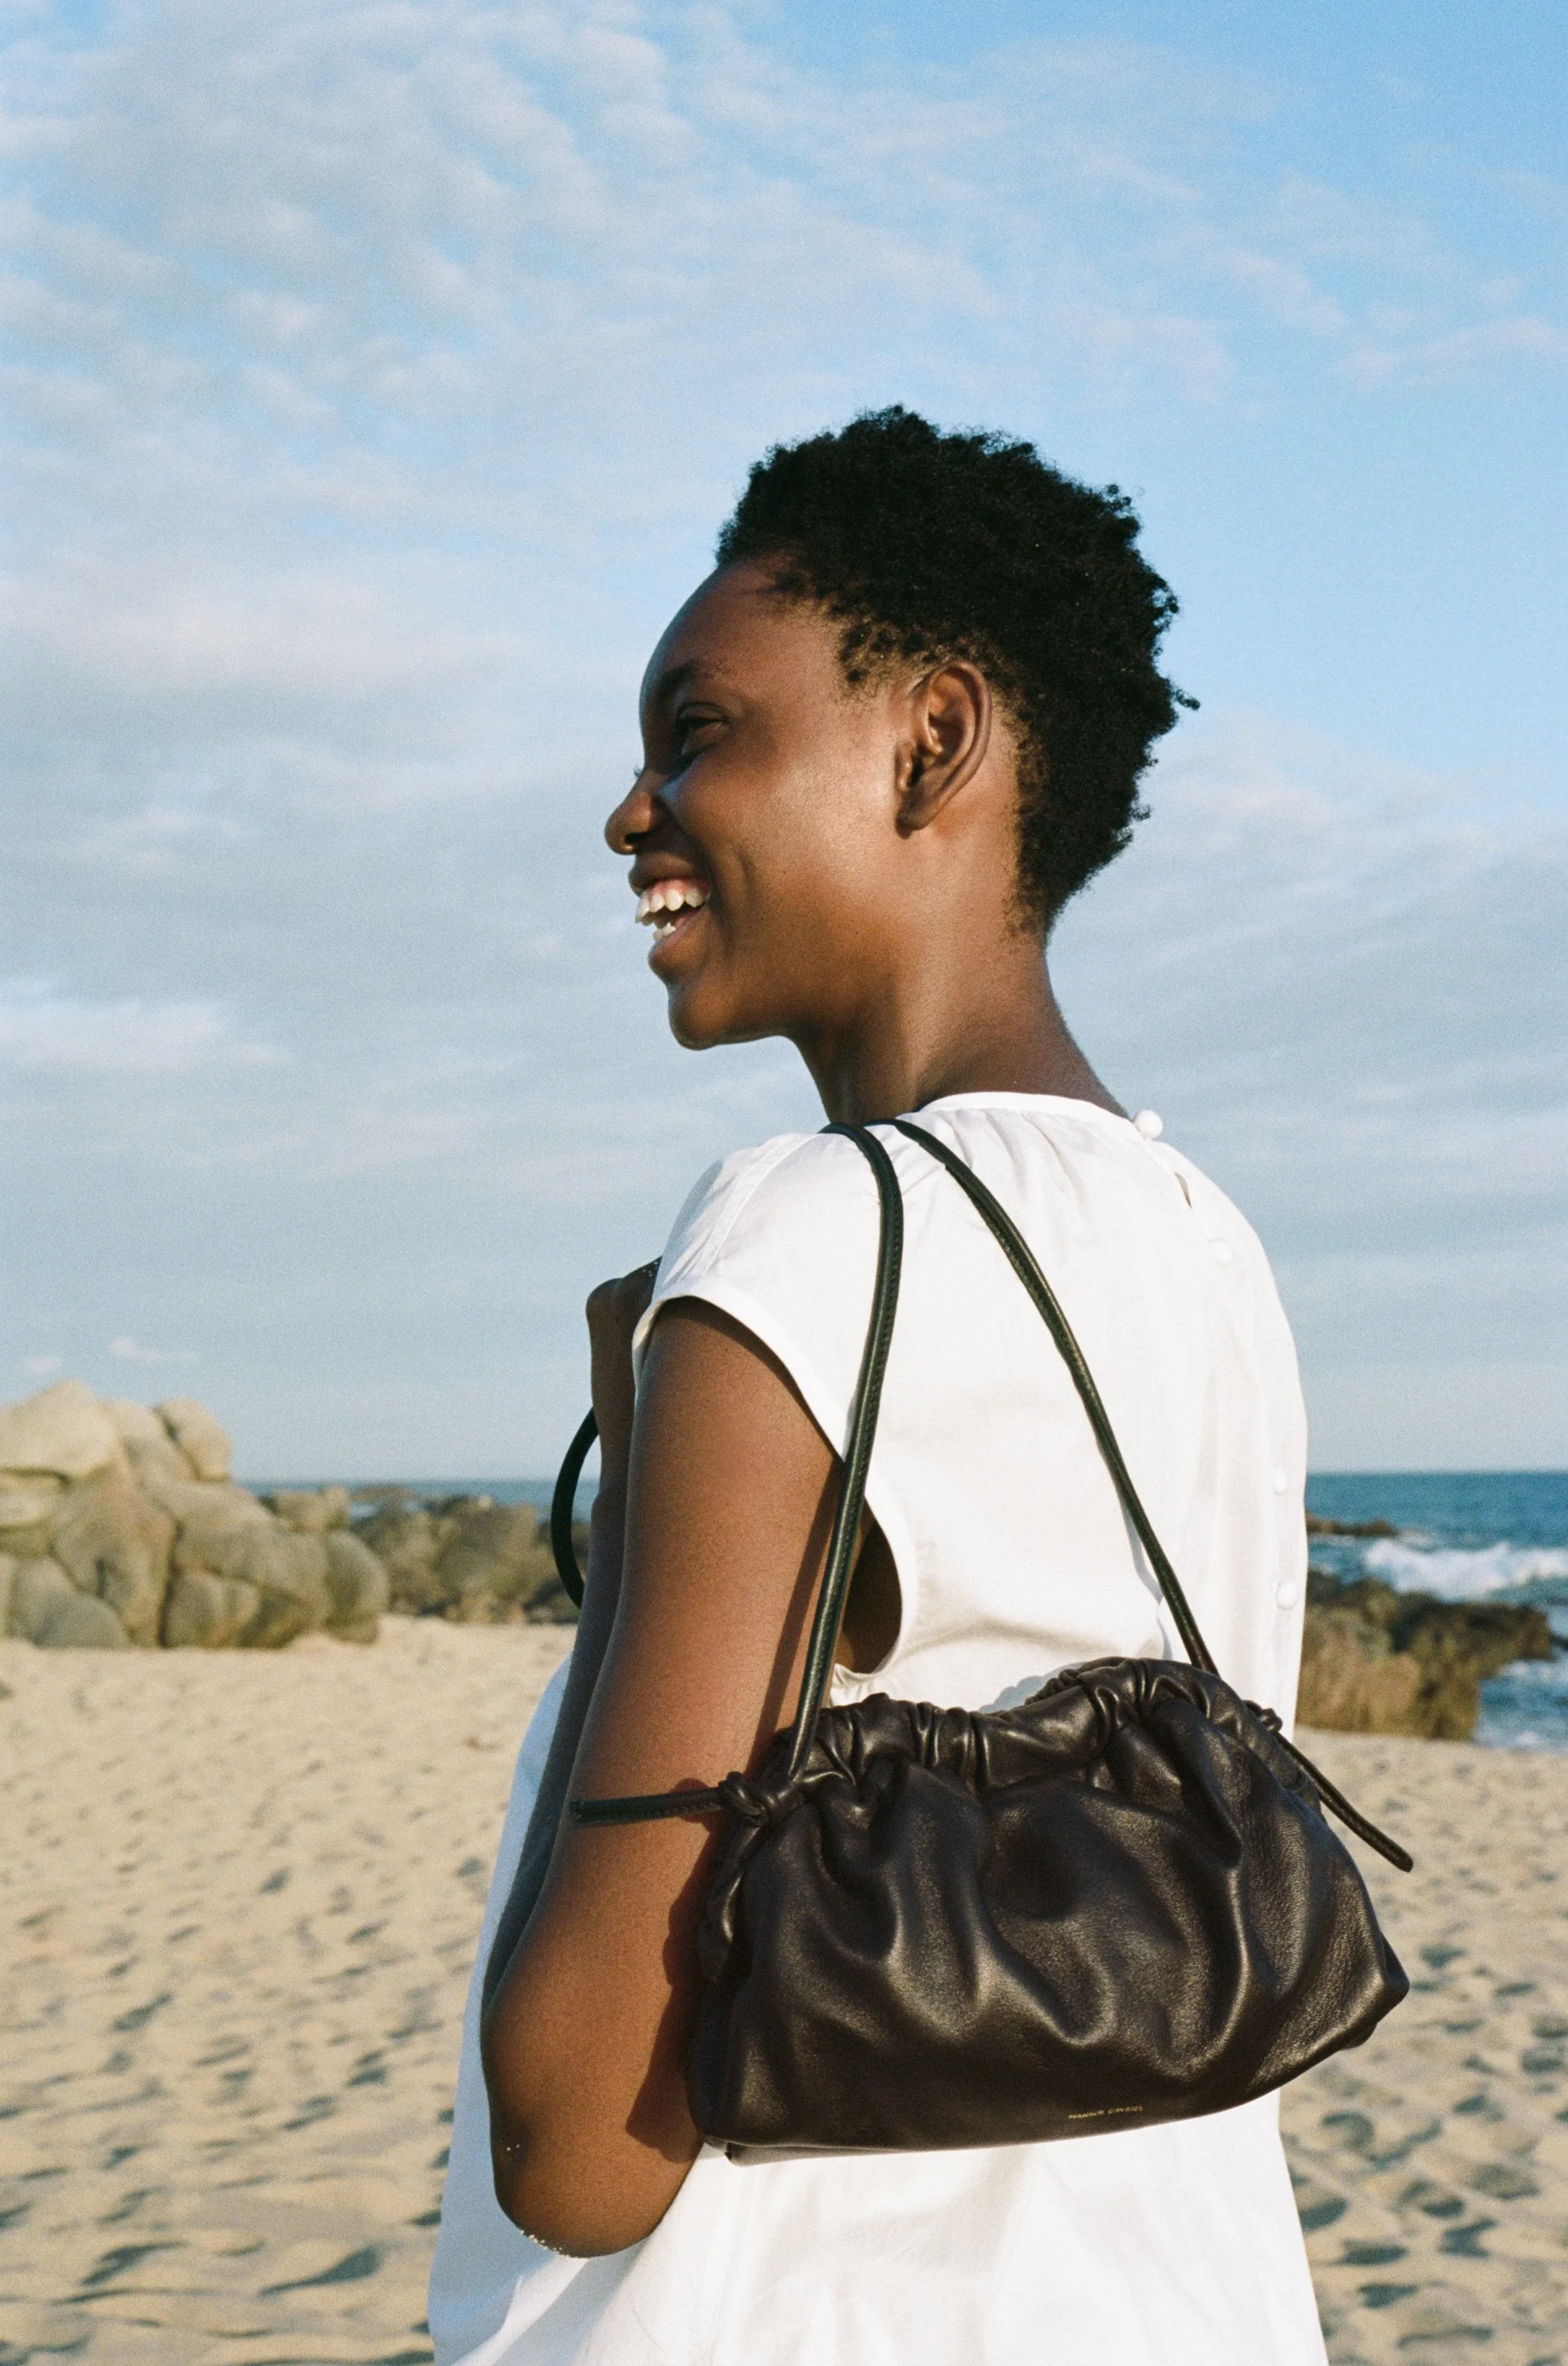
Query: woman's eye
675 714 723 757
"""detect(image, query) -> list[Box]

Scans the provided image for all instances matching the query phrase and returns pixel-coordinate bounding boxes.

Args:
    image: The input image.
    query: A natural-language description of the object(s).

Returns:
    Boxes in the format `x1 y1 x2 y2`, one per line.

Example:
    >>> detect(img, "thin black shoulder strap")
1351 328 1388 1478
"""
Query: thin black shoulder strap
893 1118 1411 1872
783 1126 904 1776
890 1117 1218 1675
569 1122 902 1825
565 1115 1410 1870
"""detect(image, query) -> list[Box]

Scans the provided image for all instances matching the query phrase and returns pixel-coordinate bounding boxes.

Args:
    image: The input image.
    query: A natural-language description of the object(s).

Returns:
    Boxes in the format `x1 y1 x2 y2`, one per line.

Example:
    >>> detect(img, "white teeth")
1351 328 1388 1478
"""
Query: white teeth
636 880 710 927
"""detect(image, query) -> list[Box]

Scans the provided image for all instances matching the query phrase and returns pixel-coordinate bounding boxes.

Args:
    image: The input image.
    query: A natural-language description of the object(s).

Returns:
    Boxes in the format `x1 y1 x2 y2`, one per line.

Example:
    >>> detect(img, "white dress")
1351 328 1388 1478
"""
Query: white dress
429 1093 1328 2366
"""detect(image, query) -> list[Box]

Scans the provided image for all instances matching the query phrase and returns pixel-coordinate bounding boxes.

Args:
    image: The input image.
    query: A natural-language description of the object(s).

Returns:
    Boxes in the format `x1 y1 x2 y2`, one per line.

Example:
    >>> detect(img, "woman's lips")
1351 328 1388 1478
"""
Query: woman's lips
636 877 711 962
645 900 708 966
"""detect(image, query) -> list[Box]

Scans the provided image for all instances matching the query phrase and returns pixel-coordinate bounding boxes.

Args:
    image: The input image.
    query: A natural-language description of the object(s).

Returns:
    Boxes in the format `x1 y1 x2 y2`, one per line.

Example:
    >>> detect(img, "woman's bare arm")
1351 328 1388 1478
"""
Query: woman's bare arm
480 1293 844 2256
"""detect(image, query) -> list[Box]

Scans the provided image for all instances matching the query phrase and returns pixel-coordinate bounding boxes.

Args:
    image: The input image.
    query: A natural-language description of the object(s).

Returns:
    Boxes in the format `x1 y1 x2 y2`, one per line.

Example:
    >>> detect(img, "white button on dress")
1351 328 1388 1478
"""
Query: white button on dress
1211 1238 1234 1266
1272 1467 1289 1493
1276 1581 1301 1610
1132 1108 1164 1139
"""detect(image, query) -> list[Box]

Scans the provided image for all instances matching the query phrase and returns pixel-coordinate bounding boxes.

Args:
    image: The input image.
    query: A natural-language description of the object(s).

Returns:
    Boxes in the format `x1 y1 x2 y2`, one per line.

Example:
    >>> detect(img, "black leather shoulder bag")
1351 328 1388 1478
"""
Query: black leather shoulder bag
551 1118 1411 2159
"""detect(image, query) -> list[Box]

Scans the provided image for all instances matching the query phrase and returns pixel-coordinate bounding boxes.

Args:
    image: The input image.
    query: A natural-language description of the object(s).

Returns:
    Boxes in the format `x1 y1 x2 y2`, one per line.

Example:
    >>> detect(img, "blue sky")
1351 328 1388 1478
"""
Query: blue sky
2 0 1564 1475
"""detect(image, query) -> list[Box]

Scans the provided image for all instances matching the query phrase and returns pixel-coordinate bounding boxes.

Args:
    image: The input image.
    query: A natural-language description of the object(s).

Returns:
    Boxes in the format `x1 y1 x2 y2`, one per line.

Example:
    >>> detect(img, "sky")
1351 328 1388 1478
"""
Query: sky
2 0 1564 1477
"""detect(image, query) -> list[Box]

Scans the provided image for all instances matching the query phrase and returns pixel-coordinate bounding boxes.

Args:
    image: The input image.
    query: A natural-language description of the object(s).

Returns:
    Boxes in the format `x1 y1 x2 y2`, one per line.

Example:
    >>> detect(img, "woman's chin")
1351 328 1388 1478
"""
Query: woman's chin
664 985 729 1050
660 972 761 1053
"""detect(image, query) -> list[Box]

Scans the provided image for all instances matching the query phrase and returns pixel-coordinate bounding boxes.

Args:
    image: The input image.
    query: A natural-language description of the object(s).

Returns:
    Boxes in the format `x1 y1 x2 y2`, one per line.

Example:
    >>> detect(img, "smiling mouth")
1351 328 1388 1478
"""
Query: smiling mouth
636 878 711 945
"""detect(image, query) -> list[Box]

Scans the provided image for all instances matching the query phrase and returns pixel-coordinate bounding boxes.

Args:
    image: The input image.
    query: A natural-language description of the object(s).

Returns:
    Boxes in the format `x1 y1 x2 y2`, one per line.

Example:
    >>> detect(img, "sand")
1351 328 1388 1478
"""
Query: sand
1 1618 574 2366
3 1628 1566 2366
1283 1730 1568 2366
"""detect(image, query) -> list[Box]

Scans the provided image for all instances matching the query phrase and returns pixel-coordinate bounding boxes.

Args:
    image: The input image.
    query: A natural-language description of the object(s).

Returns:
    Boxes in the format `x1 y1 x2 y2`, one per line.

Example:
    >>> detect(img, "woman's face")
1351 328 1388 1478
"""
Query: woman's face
605 560 912 1052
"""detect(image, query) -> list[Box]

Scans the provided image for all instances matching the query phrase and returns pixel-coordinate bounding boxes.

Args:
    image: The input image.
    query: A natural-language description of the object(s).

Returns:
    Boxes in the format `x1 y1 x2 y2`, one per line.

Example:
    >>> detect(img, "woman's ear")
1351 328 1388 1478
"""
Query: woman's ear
896 662 993 833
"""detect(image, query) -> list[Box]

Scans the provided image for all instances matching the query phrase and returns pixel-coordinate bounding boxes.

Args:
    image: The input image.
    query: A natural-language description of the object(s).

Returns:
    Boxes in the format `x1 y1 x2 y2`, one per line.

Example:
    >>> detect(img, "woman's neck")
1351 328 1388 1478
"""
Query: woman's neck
793 944 1124 1126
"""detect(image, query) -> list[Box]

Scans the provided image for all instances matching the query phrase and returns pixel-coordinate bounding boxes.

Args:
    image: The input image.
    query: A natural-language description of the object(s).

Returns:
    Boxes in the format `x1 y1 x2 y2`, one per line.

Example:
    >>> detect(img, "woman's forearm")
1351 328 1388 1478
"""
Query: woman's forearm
475 1300 849 2253
480 1478 627 2016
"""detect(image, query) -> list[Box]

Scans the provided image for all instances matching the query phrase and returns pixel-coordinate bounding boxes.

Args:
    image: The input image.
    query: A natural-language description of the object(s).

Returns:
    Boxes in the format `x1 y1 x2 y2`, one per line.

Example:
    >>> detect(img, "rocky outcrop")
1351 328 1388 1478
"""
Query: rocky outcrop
0 1378 576 1648
0 1380 123 1482
161 1568 268 1650
1298 1569 1559 1740
1305 1513 1398 1540
0 1381 388 1650
264 1485 352 1534
5 1555 130 1649
156 1396 233 1482
353 1494 577 1625
50 1469 175 1644
322 1532 391 1641
107 1396 207 1492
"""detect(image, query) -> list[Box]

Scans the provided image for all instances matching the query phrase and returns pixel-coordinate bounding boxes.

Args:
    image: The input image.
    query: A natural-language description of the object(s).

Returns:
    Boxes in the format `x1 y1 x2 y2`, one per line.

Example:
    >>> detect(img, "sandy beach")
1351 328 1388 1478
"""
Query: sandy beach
1 1619 574 2366
1283 1732 1568 2365
4 1623 1566 2366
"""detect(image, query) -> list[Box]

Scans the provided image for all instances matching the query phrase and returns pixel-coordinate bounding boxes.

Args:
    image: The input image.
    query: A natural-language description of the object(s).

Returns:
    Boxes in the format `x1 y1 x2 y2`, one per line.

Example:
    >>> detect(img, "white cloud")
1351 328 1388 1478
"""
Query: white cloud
59 804 248 884
108 1336 199 1365
7 1 1556 525
1 553 528 753
1051 722 1568 1466
0 1 1561 1469
0 983 280 1073
1348 312 1568 389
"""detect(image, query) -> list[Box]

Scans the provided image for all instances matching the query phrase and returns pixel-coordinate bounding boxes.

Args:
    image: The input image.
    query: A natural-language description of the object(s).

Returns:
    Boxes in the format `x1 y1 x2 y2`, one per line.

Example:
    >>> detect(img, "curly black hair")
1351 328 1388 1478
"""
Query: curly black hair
715 406 1190 931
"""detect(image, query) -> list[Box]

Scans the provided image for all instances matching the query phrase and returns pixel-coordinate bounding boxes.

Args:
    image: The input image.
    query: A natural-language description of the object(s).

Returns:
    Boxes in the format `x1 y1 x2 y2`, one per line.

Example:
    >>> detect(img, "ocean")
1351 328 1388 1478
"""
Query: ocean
1304 1472 1568 1753
256 1469 1568 1753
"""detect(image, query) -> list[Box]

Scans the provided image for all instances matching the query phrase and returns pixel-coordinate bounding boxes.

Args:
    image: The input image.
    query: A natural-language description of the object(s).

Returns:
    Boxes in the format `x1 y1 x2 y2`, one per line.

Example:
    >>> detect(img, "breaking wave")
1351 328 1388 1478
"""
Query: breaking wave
1361 1538 1568 1602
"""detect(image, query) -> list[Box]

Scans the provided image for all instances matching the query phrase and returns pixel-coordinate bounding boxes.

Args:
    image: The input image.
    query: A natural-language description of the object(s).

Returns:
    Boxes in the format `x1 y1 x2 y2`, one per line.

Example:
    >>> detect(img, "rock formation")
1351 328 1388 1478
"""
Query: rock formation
0 1378 579 1648
352 1494 578 1625
0 1381 387 1649
1298 1568 1558 1740
7 1381 1554 1706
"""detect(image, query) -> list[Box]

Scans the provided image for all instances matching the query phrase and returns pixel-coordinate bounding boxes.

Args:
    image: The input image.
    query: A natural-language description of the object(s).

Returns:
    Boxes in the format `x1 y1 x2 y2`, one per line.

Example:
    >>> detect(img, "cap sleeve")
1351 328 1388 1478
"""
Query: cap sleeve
631 1128 887 1463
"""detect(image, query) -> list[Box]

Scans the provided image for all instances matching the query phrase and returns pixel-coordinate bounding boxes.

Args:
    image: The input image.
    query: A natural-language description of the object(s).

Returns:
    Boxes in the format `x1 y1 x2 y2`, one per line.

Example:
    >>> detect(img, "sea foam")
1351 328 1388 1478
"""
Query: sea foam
1362 1538 1568 1602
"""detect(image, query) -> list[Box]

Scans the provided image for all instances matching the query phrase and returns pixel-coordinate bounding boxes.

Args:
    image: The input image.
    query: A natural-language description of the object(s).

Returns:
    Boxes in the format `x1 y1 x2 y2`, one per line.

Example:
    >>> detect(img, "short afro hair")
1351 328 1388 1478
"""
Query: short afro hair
715 406 1190 930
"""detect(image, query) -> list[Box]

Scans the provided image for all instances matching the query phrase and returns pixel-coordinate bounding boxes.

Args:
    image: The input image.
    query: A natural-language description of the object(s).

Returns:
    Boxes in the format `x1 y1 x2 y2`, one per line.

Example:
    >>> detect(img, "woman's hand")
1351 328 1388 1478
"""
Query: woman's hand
586 1260 659 1481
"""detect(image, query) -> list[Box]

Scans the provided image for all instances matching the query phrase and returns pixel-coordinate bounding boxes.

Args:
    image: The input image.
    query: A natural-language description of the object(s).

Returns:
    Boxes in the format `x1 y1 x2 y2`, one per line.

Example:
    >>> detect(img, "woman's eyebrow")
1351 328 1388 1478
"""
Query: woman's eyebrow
638 659 697 730
647 657 740 711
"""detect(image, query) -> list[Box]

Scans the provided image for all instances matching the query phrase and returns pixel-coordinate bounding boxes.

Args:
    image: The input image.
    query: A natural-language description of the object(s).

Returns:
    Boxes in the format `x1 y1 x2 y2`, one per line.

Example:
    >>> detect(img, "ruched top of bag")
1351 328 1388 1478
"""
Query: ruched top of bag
428 1092 1328 2366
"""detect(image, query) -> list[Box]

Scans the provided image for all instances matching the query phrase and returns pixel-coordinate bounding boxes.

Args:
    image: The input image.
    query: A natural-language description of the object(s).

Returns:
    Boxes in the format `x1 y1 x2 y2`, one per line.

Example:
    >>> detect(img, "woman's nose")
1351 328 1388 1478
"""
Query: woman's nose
605 773 659 854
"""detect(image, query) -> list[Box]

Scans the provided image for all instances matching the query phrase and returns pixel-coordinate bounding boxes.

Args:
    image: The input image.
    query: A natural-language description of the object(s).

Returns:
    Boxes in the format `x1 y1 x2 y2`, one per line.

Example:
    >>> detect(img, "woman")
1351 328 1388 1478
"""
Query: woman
430 408 1327 2363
